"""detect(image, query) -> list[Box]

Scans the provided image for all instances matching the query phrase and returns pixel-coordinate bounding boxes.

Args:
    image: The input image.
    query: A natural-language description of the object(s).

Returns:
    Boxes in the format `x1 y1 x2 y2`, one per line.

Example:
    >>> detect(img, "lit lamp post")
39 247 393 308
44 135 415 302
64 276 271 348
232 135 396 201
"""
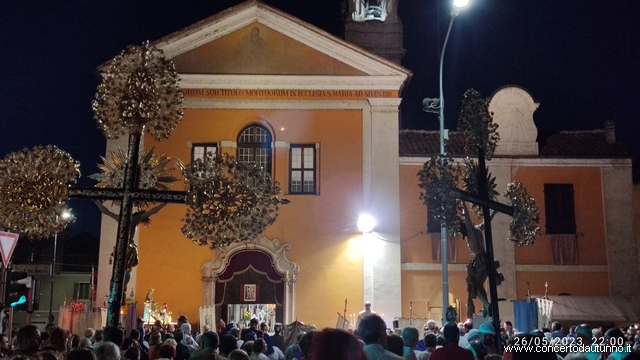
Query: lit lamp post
48 210 72 325
423 0 469 324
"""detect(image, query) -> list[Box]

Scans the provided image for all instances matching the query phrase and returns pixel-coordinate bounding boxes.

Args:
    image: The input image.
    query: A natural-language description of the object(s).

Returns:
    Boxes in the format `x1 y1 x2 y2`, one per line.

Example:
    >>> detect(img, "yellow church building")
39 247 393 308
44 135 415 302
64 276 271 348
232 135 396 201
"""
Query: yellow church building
95 1 639 331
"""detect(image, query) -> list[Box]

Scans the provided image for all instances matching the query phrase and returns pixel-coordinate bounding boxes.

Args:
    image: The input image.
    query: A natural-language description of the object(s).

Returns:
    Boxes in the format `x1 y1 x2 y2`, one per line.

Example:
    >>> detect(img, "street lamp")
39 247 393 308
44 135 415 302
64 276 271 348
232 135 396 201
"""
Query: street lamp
48 210 71 324
423 0 469 324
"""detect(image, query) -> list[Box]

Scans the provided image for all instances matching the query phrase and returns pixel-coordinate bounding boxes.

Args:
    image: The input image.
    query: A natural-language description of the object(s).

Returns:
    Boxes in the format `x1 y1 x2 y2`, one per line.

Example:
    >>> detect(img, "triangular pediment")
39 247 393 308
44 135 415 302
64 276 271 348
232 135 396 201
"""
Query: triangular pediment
143 0 410 90
171 23 367 76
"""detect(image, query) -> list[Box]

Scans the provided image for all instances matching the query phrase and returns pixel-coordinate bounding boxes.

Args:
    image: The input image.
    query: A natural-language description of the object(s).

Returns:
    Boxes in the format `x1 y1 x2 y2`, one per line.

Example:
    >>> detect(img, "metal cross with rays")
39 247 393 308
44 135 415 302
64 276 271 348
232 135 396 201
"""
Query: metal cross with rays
419 89 540 354
0 43 286 327
68 139 186 326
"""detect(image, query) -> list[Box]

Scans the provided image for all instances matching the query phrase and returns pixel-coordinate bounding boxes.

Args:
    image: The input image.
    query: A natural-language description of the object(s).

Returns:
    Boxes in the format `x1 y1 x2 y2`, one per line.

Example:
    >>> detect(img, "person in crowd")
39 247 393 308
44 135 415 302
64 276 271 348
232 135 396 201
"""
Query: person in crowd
65 348 96 360
41 332 51 348
417 334 437 360
227 349 250 360
195 325 211 348
466 329 485 360
604 328 630 360
428 323 473 360
474 322 497 358
565 324 601 360
241 319 264 342
66 348 97 360
267 344 284 360
94 341 121 360
77 338 92 350
188 331 224 360
0 333 11 360
307 328 367 360
401 327 419 360
157 343 176 360
242 341 254 357
149 332 163 359
103 326 124 349
270 323 284 353
424 320 442 340
92 330 104 351
177 316 189 331
180 323 196 349
551 322 564 339
172 329 191 360
164 339 178 348
458 320 474 348
359 314 403 360
216 320 227 336
357 301 377 329
70 334 81 350
230 328 244 350
504 321 515 339
297 331 315 360
136 319 146 345
41 327 70 360
249 339 269 360
184 337 197 355
259 323 272 356
219 334 239 358
386 334 405 357
84 329 95 344
125 346 142 360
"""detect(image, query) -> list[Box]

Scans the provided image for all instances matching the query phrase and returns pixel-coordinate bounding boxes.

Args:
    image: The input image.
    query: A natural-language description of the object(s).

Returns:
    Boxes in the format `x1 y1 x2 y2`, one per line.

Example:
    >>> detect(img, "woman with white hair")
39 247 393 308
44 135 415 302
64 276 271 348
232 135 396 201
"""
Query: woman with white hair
180 323 197 349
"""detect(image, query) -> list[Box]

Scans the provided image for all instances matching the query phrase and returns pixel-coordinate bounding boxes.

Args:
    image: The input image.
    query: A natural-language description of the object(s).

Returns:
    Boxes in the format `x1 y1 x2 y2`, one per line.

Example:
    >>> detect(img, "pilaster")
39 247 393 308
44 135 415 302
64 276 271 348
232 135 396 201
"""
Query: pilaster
364 97 402 328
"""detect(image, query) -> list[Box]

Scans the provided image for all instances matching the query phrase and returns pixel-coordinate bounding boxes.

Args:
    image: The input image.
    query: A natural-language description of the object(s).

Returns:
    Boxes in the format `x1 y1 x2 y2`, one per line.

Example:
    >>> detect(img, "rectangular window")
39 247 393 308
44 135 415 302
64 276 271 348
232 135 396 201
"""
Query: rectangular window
73 282 91 300
192 144 217 163
290 145 316 194
544 184 576 234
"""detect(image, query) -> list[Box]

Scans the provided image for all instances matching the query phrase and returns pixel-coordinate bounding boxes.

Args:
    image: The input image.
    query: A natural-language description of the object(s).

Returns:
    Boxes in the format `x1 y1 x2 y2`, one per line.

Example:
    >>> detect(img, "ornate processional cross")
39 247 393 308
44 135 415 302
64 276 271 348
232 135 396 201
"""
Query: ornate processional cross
0 43 286 327
419 89 540 354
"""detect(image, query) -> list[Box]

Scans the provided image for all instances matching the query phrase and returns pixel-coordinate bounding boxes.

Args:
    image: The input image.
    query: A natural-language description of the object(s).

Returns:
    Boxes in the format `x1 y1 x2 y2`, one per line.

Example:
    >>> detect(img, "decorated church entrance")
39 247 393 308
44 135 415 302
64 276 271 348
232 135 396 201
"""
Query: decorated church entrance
200 235 299 327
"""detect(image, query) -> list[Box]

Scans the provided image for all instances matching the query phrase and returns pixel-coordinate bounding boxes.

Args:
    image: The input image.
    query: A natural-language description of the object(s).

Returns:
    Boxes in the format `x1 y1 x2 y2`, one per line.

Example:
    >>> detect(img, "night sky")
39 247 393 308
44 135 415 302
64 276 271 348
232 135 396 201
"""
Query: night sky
1 0 639 238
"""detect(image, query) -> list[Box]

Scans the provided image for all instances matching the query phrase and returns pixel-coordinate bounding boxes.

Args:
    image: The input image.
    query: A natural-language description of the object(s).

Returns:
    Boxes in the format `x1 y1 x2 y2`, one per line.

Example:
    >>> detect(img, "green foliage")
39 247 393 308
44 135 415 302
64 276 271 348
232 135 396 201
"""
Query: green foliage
457 89 500 159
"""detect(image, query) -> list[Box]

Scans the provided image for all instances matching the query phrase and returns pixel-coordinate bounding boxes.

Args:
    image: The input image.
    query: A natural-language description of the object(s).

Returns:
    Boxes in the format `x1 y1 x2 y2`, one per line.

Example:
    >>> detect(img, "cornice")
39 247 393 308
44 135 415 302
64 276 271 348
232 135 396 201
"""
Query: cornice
179 74 406 90
399 156 632 167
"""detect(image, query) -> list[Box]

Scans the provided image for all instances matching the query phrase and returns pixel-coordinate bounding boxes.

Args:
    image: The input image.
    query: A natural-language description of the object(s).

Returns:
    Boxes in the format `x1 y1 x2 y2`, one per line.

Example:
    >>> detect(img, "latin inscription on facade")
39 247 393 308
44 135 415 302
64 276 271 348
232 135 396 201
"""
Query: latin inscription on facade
183 88 396 99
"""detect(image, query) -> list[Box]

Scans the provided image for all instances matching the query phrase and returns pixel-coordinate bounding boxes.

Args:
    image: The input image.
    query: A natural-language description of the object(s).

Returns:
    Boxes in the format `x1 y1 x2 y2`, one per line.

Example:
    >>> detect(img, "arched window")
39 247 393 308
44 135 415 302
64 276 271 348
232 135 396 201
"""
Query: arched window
237 125 272 172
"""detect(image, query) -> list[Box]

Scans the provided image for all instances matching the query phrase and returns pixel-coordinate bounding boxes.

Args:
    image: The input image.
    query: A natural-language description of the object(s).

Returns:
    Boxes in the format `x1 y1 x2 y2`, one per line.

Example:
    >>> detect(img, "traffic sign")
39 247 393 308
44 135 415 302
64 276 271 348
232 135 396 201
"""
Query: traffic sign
0 232 19 268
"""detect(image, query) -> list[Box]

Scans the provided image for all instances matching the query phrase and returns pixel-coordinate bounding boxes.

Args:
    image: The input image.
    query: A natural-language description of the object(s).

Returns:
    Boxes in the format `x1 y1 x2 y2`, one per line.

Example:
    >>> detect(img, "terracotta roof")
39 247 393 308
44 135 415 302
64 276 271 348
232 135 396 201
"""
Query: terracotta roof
399 130 470 157
399 129 632 158
539 130 631 157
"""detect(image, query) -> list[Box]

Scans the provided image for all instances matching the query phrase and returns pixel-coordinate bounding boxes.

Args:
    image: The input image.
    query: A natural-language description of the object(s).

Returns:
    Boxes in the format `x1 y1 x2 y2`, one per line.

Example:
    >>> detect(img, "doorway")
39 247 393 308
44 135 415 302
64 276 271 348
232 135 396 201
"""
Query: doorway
201 235 299 325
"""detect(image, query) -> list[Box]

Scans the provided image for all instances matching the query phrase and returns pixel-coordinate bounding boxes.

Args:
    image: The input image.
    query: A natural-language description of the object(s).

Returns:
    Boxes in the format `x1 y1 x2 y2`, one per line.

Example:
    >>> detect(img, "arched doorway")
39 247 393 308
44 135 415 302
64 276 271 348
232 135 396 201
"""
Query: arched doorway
201 235 298 326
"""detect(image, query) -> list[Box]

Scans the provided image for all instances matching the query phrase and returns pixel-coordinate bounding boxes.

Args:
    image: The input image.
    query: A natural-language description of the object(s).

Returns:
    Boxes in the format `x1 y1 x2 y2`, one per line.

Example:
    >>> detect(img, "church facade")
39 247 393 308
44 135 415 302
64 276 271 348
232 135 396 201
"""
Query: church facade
95 1 639 330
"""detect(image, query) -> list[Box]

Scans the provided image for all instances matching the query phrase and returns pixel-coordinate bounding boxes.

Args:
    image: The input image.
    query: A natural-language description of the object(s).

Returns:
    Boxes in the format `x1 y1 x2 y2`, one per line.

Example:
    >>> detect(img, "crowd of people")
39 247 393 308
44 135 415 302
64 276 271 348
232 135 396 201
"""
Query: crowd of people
2 312 640 360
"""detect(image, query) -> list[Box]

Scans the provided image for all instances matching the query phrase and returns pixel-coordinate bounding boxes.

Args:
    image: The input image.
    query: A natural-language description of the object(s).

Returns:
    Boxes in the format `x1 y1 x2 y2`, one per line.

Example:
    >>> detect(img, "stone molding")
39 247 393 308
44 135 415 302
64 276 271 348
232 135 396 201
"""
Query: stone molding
200 234 299 323
401 263 609 273
179 74 407 91
400 156 632 168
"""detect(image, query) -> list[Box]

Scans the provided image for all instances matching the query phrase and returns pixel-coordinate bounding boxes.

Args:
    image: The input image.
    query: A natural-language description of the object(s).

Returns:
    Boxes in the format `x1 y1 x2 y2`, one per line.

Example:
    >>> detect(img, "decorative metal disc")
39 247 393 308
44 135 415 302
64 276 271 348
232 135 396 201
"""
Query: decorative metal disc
92 42 184 140
504 181 540 246
0 145 79 239
180 153 283 249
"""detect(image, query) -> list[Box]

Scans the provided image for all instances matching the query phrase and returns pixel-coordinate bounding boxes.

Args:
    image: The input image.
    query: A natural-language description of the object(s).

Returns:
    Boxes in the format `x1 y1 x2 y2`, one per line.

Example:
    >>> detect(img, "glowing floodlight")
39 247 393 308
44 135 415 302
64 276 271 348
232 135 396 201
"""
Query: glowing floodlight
358 214 376 233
